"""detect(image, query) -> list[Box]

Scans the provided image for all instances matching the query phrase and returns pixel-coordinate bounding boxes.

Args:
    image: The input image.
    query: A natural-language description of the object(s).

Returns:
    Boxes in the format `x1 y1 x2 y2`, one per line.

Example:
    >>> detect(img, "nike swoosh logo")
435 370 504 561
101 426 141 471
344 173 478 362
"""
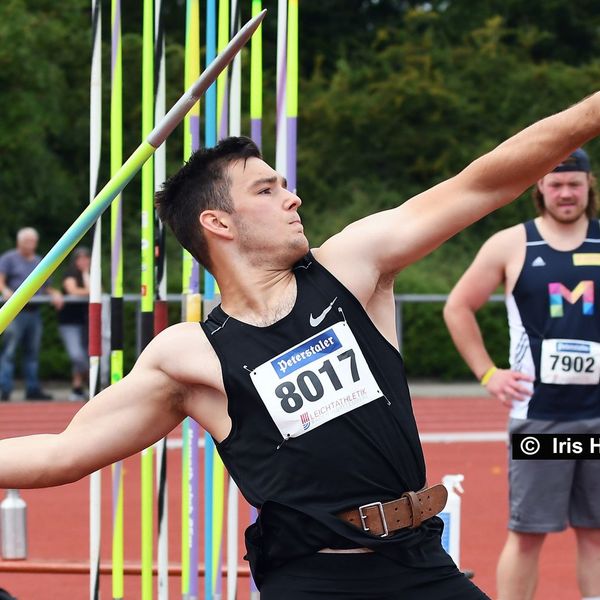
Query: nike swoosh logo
310 297 338 327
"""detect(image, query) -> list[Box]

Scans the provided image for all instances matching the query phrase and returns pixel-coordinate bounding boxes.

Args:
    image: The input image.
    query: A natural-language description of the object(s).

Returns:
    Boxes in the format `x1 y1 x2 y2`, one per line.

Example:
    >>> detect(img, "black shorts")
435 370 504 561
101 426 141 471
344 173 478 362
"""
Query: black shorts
260 552 490 600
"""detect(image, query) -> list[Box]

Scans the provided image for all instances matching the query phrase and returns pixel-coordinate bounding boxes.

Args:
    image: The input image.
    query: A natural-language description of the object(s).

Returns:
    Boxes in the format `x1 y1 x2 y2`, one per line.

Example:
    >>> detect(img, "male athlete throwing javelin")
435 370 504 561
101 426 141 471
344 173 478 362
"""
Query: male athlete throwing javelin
3 94 600 598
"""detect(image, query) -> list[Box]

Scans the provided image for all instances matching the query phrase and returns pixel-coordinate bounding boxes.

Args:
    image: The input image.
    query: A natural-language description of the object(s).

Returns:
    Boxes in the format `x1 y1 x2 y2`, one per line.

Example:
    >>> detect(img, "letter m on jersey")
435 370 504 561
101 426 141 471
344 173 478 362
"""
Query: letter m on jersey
548 281 594 318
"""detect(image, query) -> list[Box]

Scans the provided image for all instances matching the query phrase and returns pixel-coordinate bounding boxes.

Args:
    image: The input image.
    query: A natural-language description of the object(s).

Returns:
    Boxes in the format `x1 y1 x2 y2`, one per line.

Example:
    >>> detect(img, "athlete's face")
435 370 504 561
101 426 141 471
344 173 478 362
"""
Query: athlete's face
227 157 309 264
537 171 590 224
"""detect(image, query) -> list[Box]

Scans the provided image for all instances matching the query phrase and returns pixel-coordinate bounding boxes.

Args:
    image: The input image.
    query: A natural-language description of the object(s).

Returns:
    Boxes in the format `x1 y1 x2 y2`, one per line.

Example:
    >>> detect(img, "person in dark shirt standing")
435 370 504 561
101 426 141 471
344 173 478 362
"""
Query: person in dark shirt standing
443 149 600 600
0 228 63 401
57 247 90 401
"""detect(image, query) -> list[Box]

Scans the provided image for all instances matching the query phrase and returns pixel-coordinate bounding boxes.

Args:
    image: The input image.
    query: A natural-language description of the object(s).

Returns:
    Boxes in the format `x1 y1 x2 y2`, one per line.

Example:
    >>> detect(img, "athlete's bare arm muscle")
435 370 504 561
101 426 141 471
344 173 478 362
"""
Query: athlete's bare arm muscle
317 93 600 305
0 322 229 488
444 226 532 403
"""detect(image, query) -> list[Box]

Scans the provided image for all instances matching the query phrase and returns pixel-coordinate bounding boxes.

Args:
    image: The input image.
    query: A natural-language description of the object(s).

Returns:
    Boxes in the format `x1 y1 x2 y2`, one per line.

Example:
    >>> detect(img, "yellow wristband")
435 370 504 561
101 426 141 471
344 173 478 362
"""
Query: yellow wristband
480 366 497 386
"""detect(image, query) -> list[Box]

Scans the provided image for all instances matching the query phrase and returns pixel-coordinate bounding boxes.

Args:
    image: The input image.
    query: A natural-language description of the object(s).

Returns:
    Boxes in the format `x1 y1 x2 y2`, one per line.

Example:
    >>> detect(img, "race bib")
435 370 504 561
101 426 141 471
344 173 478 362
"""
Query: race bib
250 322 382 439
540 338 600 385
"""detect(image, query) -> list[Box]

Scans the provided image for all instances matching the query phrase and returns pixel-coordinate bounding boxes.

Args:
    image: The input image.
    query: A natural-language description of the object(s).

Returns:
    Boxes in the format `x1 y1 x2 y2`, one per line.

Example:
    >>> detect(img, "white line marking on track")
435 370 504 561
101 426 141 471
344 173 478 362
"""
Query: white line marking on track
419 431 507 443
163 431 508 449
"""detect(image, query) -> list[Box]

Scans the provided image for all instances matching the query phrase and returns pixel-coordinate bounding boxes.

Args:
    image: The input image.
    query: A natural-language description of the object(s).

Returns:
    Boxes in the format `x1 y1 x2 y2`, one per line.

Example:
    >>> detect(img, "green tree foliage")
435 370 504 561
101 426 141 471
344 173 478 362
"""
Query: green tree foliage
0 0 90 250
298 4 600 268
2 0 600 379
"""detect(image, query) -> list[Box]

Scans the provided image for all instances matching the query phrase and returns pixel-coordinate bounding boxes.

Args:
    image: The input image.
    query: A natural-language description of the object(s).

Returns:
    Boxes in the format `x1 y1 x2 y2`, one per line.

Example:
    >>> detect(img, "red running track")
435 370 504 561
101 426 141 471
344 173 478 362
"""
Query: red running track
0 395 580 599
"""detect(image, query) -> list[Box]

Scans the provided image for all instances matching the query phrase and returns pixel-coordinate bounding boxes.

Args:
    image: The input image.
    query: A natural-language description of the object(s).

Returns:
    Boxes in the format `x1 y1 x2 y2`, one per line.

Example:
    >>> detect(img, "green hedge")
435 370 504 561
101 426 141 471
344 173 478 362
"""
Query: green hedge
401 300 509 382
37 301 166 381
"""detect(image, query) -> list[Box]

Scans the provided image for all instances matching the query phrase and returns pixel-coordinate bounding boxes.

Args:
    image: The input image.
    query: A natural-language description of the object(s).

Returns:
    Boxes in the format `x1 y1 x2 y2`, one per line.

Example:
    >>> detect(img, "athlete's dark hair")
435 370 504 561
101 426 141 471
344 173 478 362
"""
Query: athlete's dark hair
155 136 262 270
532 174 598 219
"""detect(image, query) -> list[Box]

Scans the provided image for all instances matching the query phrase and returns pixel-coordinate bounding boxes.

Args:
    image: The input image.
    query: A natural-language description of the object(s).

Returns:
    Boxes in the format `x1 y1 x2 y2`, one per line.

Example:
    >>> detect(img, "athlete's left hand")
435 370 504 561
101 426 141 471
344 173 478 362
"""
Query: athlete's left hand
484 368 533 407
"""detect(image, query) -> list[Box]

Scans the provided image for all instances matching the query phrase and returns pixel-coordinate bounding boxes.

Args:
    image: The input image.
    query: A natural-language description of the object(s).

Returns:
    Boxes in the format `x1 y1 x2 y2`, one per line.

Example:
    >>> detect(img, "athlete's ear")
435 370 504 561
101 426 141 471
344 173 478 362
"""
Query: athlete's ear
199 210 234 240
536 177 545 194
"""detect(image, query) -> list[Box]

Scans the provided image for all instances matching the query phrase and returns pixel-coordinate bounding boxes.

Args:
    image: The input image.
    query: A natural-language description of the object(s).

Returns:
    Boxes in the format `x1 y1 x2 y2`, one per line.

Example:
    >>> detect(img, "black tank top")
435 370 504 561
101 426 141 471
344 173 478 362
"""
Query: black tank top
508 220 600 420
201 253 452 585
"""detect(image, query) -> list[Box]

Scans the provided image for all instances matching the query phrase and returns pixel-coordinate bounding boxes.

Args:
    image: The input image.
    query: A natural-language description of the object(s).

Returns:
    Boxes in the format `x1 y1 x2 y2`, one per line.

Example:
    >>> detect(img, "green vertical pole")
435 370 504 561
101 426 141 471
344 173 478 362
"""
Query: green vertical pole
249 4 262 596
140 1 155 599
182 2 202 599
110 1 125 598
286 0 298 192
250 0 262 149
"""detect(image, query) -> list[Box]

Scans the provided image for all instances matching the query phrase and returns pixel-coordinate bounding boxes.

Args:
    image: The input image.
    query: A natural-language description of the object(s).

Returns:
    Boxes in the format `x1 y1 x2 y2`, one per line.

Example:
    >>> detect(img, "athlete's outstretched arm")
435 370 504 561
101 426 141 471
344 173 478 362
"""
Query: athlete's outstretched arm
320 92 600 283
444 229 532 404
0 324 208 489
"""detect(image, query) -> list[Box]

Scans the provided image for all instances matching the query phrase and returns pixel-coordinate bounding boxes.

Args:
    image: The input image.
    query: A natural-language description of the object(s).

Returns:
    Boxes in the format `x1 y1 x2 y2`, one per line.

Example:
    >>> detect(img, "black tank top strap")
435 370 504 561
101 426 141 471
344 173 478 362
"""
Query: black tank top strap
586 218 600 240
293 252 314 270
201 305 231 335
524 219 543 243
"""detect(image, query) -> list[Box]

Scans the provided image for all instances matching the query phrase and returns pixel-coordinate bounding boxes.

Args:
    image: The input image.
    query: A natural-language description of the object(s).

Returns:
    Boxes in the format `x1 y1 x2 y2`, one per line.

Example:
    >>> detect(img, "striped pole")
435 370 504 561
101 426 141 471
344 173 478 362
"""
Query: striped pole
217 0 230 141
226 477 239 600
109 0 125 598
204 433 214 600
181 3 202 599
225 5 241 598
140 2 155 598
214 0 232 587
153 1 168 333
203 4 217 596
249 506 260 600
249 4 262 598
275 0 287 176
250 0 262 149
88 2 102 599
286 0 298 193
205 0 217 154
203 5 232 596
153 1 169 598
0 10 267 334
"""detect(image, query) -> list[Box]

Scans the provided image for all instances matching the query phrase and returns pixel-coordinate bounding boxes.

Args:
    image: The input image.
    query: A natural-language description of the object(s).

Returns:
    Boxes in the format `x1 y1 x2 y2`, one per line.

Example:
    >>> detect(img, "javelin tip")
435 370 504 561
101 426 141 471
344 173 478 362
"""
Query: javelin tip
147 8 267 149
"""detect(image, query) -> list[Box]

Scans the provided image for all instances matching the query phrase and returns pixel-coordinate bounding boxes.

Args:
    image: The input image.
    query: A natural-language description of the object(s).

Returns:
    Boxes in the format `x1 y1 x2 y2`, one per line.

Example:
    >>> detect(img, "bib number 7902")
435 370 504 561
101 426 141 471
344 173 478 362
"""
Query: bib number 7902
548 353 594 374
540 338 600 385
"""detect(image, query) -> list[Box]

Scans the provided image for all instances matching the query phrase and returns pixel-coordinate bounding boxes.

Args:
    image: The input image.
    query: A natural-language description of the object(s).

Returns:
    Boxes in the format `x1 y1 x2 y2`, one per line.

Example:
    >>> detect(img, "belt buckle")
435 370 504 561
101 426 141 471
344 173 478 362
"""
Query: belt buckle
358 501 389 538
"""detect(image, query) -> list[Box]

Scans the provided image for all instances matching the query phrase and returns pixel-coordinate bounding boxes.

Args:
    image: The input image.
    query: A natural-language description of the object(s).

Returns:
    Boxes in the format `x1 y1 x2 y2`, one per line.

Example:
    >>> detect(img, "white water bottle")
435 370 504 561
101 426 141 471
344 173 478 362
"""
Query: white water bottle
439 474 464 568
1 489 28 559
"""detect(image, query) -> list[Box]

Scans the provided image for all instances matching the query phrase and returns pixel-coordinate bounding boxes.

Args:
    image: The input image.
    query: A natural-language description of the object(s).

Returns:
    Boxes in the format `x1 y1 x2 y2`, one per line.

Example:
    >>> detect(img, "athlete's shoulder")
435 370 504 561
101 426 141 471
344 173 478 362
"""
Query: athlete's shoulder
139 322 211 370
489 222 526 242
479 223 526 257
156 321 211 351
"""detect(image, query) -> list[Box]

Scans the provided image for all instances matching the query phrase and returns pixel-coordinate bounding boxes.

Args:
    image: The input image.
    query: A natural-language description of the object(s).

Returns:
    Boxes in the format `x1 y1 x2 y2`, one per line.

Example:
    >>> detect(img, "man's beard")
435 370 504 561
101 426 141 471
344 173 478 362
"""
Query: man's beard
234 217 309 267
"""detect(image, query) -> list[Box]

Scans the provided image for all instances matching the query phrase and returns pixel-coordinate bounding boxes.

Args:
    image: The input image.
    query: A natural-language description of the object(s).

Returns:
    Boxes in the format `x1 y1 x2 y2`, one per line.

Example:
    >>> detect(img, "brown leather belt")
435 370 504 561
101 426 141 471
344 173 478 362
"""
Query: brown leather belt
337 484 448 538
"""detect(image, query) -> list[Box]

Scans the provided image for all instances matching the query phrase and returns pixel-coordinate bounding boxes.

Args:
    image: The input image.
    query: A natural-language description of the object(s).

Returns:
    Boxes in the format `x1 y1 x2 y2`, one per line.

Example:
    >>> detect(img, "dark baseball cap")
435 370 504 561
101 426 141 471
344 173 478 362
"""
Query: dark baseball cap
552 148 591 173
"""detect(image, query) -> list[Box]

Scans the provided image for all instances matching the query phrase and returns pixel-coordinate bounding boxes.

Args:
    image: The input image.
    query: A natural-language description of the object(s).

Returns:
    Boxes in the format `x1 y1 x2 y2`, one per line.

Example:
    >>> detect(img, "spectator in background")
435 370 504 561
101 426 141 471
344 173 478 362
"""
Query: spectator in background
443 149 600 600
0 227 63 401
57 247 90 401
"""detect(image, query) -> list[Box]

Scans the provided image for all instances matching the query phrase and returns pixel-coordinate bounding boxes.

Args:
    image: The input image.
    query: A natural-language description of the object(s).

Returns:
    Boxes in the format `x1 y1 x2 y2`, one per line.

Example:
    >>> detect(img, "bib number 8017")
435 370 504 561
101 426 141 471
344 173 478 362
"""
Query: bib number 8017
275 350 358 413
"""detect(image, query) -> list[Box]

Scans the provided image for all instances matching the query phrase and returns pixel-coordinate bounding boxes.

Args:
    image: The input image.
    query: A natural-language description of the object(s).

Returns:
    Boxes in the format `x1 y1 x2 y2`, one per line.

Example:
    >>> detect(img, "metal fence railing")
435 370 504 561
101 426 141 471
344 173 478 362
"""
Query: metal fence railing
4 292 507 355
394 293 505 354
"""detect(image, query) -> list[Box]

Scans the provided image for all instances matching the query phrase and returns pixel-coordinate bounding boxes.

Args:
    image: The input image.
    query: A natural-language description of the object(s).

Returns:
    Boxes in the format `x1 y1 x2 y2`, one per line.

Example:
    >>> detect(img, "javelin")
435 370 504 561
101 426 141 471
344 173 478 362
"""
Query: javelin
0 8 267 334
